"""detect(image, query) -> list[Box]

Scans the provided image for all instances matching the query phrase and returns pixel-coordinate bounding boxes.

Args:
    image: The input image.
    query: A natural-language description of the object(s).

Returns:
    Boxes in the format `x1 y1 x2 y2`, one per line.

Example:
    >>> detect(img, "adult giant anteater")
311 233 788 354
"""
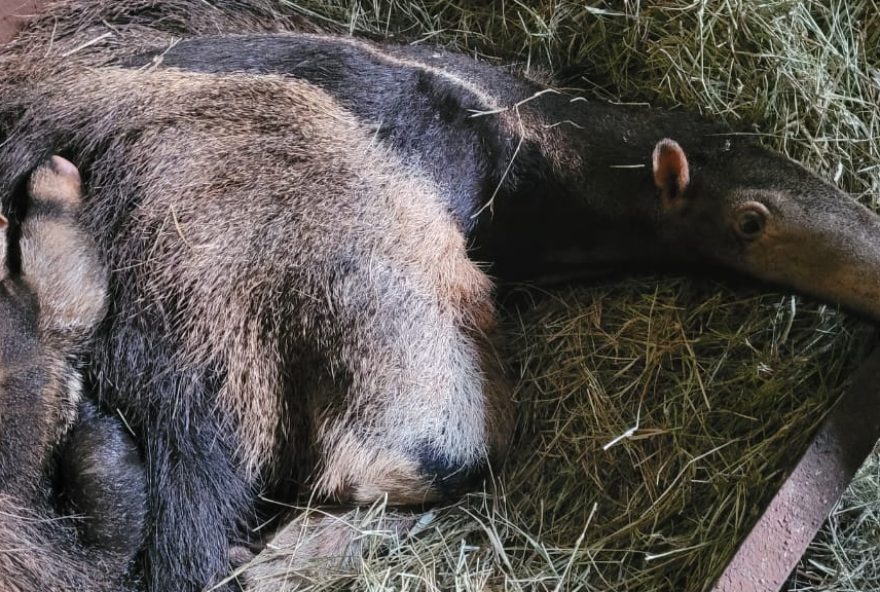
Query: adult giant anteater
1 1 879 590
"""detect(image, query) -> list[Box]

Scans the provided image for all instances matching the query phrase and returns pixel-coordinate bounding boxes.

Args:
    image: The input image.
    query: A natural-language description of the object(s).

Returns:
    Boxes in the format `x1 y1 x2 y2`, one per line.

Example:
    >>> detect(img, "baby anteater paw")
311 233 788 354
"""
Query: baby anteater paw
19 156 106 345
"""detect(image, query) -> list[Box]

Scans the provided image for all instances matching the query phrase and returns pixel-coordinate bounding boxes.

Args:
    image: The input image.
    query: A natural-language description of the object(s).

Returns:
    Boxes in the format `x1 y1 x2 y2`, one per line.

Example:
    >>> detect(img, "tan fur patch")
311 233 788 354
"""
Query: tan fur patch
20 219 106 342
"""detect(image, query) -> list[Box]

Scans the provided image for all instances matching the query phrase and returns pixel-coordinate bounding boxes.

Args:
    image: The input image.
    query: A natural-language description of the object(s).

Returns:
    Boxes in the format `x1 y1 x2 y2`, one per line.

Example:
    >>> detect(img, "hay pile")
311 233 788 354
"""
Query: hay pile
245 1 880 590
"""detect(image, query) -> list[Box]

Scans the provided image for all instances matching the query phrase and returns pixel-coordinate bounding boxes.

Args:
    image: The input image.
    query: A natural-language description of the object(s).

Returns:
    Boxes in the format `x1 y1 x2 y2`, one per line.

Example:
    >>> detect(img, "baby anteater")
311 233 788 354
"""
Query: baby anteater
0 156 146 592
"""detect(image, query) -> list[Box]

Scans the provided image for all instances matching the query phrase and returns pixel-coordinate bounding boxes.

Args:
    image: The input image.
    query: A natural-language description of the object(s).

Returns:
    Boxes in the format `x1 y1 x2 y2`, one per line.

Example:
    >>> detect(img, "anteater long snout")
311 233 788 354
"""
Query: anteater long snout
733 191 880 322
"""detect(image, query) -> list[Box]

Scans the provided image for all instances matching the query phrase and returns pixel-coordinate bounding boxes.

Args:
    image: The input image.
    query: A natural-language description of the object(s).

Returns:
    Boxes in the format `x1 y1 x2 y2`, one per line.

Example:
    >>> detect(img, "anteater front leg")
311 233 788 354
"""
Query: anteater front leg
243 233 513 586
302 229 511 533
310 246 512 507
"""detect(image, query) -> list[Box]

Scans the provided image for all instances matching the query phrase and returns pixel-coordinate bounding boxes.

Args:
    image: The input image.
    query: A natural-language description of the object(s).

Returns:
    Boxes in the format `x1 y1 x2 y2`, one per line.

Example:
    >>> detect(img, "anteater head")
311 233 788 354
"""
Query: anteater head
652 138 880 321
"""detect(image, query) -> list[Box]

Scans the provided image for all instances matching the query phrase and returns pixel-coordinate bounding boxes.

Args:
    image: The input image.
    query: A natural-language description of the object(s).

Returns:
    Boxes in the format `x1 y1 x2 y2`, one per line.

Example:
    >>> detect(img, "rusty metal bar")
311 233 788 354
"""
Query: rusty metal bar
711 344 880 592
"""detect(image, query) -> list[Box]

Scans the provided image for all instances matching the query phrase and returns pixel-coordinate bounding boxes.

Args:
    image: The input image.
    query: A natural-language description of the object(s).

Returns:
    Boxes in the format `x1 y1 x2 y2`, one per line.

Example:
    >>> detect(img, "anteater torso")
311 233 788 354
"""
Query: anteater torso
126 34 541 233
0 62 513 589
0 29 723 591
72 66 506 474
128 34 733 279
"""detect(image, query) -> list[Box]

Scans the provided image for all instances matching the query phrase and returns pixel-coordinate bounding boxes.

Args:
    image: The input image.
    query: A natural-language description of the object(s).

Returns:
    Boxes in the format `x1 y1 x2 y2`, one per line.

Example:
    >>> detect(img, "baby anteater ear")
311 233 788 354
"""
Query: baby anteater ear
652 138 690 207
27 156 82 209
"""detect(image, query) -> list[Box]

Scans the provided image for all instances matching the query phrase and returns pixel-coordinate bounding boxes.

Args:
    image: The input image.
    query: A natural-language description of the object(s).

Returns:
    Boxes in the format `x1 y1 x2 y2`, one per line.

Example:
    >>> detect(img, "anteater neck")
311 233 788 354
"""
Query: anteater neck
471 91 732 281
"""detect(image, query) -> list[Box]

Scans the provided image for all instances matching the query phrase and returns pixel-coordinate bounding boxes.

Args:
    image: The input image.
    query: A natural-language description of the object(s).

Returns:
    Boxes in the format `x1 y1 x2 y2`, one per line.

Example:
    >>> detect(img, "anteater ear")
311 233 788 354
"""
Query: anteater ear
652 138 690 205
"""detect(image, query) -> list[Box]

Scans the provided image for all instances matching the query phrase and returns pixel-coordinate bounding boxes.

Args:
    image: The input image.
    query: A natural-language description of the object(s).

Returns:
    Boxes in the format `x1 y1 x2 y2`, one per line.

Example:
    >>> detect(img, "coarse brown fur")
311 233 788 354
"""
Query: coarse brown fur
0 157 146 591
2 2 880 591
0 52 513 589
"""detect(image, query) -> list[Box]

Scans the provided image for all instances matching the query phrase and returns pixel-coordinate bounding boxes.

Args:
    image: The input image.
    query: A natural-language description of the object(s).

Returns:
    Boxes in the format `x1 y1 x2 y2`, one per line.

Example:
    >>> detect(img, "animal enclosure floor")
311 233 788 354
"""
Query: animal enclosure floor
239 1 880 590
243 279 869 592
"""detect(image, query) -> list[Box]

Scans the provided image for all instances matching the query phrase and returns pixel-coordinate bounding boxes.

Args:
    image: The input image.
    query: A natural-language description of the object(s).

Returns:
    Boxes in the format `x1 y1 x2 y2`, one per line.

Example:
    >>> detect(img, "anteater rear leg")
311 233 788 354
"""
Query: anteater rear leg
240 507 418 591
140 408 253 592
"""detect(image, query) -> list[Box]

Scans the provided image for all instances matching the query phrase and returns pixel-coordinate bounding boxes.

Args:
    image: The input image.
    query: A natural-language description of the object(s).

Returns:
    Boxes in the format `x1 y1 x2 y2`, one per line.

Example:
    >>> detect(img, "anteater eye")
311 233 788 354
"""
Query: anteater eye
734 202 769 241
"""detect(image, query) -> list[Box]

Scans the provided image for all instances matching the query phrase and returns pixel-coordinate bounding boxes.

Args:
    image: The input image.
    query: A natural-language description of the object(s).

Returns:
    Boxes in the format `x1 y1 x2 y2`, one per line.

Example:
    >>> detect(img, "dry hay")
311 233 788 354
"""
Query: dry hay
246 1 878 590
